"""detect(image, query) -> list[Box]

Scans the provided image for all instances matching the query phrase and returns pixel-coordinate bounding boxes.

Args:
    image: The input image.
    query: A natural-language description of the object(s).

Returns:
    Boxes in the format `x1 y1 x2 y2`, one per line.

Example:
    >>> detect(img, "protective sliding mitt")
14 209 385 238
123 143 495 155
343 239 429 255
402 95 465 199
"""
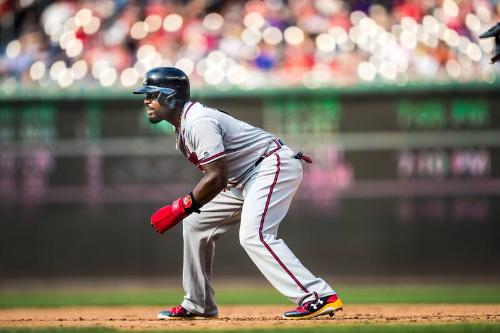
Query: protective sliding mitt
479 22 500 64
151 193 201 234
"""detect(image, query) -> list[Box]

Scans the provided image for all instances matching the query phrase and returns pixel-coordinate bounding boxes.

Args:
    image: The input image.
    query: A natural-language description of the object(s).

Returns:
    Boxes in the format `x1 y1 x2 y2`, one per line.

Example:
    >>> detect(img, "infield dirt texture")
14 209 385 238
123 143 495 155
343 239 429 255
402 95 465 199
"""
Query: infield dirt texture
1 283 500 332
1 304 500 330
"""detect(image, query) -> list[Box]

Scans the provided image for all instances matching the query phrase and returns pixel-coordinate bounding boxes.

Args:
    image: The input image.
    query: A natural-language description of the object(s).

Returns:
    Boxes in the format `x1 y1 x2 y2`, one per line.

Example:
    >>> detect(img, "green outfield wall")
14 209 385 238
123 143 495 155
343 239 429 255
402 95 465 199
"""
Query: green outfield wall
1 83 499 279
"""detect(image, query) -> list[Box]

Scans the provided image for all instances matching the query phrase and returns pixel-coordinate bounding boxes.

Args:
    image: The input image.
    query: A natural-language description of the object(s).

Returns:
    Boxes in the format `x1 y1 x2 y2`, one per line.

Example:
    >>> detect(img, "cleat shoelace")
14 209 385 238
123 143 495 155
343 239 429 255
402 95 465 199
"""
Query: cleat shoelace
291 301 312 313
293 297 329 313
170 305 188 317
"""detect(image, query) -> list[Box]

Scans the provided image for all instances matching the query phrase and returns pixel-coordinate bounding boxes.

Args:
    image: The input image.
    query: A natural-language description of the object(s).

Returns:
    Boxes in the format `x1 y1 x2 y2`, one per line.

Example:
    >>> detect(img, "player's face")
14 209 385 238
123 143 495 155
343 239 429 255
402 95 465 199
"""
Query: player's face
144 92 167 124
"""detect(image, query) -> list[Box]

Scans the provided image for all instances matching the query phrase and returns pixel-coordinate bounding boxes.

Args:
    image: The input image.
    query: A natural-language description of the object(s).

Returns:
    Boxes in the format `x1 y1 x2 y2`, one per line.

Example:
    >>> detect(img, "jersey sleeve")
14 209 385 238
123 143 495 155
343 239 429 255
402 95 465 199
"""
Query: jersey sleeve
188 117 226 165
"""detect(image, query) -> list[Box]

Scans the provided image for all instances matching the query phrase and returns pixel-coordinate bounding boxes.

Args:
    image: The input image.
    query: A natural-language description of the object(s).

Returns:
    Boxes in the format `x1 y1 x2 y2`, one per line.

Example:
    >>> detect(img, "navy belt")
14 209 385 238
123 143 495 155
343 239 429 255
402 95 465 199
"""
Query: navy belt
255 139 285 166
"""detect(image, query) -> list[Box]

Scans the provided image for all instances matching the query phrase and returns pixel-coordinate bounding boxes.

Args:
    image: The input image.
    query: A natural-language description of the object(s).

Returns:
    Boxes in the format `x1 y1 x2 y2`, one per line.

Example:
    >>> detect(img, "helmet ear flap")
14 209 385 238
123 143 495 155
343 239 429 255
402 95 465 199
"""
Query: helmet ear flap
158 90 178 109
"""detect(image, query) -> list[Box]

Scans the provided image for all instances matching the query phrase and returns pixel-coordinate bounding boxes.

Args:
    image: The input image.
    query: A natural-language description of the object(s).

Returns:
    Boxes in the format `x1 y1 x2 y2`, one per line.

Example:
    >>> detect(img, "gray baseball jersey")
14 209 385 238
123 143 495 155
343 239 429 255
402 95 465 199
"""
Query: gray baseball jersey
177 101 276 186
174 101 335 316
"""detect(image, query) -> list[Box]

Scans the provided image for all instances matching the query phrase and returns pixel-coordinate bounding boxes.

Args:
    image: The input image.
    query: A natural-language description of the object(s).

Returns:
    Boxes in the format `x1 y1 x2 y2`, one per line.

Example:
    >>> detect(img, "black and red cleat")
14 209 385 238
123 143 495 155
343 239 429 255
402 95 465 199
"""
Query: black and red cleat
282 294 344 320
157 305 217 320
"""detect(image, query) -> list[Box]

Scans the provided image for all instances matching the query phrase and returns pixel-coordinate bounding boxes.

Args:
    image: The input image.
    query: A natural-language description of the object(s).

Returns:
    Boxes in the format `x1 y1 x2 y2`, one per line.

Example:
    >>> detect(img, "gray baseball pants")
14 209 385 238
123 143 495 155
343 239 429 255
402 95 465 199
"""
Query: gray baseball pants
181 146 335 316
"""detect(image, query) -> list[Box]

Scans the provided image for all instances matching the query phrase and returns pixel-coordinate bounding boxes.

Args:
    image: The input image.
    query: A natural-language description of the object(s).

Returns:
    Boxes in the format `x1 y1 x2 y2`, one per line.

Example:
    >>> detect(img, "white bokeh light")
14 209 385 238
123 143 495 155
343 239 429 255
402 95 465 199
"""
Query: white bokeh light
29 61 46 81
47 24 62 43
422 15 439 34
99 67 117 87
134 60 149 77
71 60 88 80
66 38 83 58
204 67 225 85
329 26 348 45
120 67 140 87
224 57 236 70
433 8 445 21
243 12 265 30
446 59 461 78
302 66 332 89
20 0 34 8
465 14 481 32
160 58 173 67
466 43 482 62
2 77 17 95
315 0 342 15
359 17 378 35
369 55 382 71
349 26 360 43
458 36 470 54
423 33 439 48
131 21 148 39
163 14 183 32
316 33 336 52
6 40 21 59
340 39 355 52
443 28 459 47
150 52 163 67
458 53 472 69
481 67 495 83
350 10 366 26
227 64 248 85
83 16 100 34
64 17 78 32
241 28 262 46
391 24 402 38
43 18 58 35
50 61 66 80
396 72 409 86
400 30 417 49
376 29 394 49
59 31 75 50
207 50 227 67
395 56 409 73
401 17 418 33
137 44 157 61
195 58 208 76
145 14 162 33
175 58 195 76
479 38 494 53
57 68 74 88
75 9 92 27
379 61 398 80
443 0 459 17
92 60 109 79
475 5 491 23
240 44 260 60
358 61 376 81
284 26 304 45
262 27 283 45
203 13 224 31
4 1 494 90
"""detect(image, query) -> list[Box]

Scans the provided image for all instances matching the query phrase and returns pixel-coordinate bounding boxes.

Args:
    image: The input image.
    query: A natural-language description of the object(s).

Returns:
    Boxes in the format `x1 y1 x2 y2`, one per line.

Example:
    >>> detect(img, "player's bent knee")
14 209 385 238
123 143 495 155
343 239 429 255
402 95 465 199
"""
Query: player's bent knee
238 231 260 249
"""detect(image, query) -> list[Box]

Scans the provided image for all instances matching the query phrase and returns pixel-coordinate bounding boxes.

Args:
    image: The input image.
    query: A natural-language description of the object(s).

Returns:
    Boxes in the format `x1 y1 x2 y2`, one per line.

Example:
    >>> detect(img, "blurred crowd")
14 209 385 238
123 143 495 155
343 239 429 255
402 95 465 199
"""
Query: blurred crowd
0 0 498 91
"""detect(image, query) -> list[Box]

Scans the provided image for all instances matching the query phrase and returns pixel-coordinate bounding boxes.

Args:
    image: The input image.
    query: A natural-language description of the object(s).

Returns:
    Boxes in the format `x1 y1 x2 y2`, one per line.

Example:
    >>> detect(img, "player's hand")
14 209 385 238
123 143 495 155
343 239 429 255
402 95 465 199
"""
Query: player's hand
150 197 189 234
479 22 500 64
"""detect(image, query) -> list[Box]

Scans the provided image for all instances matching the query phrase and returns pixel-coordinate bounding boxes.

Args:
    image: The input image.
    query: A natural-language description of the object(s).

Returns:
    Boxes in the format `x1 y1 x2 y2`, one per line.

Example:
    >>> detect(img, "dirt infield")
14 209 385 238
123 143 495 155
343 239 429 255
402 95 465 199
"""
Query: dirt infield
1 304 499 330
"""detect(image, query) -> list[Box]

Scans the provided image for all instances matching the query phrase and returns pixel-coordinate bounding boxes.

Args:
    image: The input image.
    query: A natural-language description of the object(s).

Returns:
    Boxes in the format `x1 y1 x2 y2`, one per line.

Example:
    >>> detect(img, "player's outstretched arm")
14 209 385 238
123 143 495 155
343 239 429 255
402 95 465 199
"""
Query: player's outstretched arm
150 157 228 234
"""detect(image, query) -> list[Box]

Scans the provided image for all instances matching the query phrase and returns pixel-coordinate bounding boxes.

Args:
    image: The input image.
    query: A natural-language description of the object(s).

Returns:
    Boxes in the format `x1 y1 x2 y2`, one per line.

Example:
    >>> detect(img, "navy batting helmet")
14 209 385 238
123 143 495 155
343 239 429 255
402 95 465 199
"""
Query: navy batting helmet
133 67 190 106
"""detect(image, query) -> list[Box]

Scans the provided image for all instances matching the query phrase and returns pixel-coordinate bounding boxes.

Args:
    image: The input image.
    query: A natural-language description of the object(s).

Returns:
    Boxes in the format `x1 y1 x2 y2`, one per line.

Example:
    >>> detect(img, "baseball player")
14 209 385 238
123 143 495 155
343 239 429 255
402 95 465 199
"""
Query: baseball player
133 67 343 320
479 22 500 64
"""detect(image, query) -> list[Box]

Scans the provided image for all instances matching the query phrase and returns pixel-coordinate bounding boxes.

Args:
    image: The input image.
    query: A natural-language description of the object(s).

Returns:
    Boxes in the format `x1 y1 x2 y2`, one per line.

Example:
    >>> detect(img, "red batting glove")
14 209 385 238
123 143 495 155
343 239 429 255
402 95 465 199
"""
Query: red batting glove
151 197 189 234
